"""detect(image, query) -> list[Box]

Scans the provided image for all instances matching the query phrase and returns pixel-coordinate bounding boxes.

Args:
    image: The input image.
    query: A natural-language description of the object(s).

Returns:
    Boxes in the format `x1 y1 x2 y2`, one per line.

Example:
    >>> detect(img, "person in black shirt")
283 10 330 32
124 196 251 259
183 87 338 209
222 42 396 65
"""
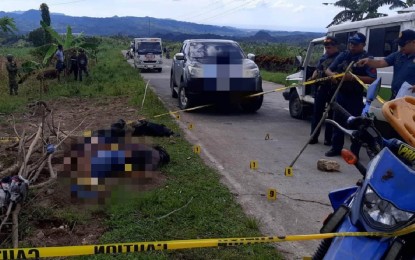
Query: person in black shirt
324 33 377 157
309 36 340 145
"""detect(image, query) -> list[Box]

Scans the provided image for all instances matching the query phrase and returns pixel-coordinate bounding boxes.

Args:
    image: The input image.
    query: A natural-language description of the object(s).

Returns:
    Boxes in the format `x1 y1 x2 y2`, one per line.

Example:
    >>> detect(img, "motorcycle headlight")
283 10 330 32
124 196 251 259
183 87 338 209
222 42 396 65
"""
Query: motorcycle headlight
243 64 259 78
362 186 414 231
188 65 203 78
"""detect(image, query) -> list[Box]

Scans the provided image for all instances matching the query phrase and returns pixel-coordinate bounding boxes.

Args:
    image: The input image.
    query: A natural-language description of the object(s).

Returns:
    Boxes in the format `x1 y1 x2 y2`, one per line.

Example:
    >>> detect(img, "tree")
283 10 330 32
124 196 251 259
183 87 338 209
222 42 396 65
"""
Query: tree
328 0 410 27
0 17 17 33
40 3 52 43
28 28 46 47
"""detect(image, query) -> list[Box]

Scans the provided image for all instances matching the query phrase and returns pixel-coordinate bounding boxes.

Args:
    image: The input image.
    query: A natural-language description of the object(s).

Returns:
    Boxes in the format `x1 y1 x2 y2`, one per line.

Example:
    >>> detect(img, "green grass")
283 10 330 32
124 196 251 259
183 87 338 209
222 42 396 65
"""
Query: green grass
2 40 281 259
378 87 391 101
260 69 291 85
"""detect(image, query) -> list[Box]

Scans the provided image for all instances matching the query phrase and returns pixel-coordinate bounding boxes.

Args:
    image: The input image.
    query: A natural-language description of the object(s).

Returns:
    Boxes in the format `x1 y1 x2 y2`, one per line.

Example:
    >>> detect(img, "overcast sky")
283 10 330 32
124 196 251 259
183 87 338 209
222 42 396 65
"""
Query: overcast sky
0 0 401 32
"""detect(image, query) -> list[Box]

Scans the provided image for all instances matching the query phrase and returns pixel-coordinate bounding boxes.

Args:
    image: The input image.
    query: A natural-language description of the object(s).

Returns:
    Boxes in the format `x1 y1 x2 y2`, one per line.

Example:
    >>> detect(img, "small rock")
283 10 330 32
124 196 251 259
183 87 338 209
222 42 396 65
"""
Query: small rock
59 225 64 229
317 159 340 172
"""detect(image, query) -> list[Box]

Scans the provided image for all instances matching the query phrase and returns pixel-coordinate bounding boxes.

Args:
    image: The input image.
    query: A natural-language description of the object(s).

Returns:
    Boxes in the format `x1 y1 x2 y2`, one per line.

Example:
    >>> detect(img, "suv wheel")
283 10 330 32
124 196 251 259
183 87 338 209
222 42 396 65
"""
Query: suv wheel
289 91 306 119
170 75 178 98
178 85 193 110
240 94 263 113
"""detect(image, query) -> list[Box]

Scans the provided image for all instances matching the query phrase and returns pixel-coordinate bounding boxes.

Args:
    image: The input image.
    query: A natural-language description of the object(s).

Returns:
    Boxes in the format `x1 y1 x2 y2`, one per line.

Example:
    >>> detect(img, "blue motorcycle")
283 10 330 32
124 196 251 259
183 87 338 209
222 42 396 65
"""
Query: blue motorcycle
313 97 415 259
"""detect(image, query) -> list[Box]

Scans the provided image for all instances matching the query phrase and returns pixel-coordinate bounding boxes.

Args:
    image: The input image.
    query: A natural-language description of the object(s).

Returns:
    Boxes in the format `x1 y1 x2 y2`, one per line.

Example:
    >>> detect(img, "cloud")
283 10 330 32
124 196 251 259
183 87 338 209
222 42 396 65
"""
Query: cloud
293 5 305 13
270 0 294 9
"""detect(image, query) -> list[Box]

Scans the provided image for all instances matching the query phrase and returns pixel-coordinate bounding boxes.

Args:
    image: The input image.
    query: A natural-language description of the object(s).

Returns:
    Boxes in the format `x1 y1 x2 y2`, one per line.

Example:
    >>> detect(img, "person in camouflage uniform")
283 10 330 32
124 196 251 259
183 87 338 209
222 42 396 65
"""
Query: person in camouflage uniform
309 37 340 145
6 54 18 95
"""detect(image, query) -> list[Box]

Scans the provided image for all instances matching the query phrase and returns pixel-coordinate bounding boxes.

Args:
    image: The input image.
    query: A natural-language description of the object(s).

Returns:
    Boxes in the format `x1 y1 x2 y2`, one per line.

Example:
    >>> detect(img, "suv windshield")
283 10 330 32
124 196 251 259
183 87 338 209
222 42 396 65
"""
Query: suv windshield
188 42 244 60
137 42 162 54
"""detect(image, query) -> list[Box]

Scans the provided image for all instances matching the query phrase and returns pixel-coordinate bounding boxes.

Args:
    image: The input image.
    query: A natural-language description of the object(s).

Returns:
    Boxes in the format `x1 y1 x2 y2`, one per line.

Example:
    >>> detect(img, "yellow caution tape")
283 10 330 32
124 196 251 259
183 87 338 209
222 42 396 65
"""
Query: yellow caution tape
0 137 20 143
351 74 386 104
153 104 214 118
1 223 414 259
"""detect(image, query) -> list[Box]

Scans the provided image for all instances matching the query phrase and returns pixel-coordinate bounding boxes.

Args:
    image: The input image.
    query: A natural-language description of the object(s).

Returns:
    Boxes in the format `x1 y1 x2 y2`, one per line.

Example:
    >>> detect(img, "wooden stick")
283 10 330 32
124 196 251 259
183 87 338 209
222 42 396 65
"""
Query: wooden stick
12 203 21 248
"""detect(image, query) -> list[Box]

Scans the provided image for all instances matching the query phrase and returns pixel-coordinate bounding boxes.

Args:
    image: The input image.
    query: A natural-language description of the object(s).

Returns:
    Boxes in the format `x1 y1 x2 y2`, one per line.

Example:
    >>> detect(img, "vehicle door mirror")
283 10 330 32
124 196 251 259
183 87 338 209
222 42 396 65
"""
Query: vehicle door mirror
247 53 255 61
175 53 185 61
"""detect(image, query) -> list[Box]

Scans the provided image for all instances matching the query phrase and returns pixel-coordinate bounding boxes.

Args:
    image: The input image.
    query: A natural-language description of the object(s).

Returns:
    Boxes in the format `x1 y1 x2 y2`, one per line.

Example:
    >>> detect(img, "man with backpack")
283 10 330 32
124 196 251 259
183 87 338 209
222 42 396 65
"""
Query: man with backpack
77 49 89 81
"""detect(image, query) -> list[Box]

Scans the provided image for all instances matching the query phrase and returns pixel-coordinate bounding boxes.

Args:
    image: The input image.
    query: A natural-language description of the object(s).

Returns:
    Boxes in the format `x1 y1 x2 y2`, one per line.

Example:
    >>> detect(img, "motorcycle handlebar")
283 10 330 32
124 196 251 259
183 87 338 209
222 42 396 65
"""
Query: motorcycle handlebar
331 102 352 119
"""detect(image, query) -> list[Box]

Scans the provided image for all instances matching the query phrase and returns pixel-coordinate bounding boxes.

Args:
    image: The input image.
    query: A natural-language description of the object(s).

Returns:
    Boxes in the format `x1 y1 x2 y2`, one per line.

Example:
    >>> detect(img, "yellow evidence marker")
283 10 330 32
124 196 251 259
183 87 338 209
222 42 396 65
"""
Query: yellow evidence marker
285 167 293 177
267 188 277 200
193 145 201 154
250 160 258 170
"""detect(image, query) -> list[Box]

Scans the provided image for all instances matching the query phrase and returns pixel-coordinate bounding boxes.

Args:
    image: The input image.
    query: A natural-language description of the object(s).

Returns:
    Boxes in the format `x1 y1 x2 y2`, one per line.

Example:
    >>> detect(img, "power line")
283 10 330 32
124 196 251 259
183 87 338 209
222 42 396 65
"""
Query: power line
49 0 87 6
197 0 257 23
182 0 236 21
178 0 224 20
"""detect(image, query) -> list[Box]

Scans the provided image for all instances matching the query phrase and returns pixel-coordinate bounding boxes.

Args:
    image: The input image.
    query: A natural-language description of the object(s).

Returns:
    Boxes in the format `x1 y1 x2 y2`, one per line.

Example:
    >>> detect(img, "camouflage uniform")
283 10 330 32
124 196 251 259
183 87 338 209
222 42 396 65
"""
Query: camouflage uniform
6 56 18 95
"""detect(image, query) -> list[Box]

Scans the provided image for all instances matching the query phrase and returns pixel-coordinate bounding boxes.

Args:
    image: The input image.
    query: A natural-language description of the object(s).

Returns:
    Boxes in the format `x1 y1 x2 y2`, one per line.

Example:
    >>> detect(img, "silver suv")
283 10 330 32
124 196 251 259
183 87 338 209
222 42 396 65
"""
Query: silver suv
170 39 263 112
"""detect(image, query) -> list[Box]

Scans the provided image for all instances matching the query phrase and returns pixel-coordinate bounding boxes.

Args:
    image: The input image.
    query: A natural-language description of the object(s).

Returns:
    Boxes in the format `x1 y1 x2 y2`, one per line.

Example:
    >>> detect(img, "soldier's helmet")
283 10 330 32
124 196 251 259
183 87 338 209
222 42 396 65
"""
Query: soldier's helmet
6 54 13 62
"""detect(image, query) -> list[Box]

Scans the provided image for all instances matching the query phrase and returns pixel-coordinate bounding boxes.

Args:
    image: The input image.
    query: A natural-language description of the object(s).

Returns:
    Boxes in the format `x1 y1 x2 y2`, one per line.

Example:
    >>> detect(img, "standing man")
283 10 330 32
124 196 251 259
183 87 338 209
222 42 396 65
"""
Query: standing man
309 36 340 145
357 29 415 99
6 54 18 95
325 32 377 157
77 49 89 81
55 44 65 82
69 50 78 81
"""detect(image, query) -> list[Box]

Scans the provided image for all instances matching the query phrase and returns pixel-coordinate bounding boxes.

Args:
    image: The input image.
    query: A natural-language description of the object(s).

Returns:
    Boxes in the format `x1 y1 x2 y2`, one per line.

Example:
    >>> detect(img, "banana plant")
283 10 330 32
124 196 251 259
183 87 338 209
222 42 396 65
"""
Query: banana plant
40 21 99 65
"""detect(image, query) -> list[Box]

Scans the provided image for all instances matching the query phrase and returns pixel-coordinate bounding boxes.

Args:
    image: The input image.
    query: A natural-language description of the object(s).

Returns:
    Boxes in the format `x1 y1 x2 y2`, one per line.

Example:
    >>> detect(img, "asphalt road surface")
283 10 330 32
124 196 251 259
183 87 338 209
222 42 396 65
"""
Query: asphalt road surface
125 54 369 259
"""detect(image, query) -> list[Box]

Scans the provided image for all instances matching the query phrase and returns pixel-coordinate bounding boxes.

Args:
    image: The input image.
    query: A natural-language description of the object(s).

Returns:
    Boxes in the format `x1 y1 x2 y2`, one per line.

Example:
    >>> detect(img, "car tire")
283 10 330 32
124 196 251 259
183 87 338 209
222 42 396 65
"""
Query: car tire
170 75 178 98
178 85 193 110
158 68 162 72
240 94 263 113
289 91 308 119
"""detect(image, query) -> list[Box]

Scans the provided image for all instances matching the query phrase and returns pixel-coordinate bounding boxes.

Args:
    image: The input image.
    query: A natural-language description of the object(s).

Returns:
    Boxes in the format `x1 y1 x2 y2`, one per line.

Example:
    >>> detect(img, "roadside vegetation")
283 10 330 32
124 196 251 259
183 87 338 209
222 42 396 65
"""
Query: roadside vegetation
0 38 281 259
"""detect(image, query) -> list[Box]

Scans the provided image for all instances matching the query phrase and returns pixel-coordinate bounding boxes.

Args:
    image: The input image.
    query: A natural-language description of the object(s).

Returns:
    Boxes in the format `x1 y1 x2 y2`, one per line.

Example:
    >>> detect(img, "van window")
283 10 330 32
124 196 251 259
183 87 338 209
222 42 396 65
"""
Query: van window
368 26 400 57
334 31 357 51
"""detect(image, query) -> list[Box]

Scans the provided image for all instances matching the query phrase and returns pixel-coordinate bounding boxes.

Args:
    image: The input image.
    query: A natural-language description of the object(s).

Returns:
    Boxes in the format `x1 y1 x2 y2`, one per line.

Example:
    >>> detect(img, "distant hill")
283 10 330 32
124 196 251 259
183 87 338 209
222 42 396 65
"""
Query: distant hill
0 10 324 45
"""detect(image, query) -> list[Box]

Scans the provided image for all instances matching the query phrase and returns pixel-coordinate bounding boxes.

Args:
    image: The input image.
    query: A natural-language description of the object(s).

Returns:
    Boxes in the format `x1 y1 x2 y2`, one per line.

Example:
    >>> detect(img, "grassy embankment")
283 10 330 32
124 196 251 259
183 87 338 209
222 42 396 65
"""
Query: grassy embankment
0 39 282 259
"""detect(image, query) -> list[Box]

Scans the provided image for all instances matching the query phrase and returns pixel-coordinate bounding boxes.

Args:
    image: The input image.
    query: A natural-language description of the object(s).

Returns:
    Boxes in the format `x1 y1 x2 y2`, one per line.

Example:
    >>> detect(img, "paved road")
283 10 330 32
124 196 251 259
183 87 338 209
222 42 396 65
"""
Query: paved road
126 55 368 259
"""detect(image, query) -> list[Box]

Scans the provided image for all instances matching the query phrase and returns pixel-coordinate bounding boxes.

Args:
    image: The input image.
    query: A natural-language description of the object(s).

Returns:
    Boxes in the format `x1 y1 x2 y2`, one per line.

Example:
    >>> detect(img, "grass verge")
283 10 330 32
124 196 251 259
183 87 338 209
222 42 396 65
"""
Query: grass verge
2 39 282 259
260 69 290 85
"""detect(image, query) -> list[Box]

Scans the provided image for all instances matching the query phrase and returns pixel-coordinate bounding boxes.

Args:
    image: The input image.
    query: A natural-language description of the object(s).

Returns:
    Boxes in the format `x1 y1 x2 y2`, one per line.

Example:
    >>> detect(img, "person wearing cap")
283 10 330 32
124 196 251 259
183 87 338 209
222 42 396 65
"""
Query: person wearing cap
324 32 377 157
6 54 19 95
309 36 340 145
357 29 415 99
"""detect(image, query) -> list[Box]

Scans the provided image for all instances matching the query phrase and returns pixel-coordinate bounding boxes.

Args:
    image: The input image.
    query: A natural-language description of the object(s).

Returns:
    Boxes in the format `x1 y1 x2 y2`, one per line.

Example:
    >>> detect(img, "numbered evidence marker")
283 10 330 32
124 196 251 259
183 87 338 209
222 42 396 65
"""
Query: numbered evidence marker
193 145 201 154
267 188 277 200
175 114 181 120
285 166 293 177
250 160 258 170
188 123 194 130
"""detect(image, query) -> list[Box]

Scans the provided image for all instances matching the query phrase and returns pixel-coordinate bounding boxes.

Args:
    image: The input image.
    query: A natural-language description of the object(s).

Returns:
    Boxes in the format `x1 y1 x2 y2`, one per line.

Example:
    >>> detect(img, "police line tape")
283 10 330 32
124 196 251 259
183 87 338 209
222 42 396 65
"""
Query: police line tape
151 74 349 118
2 223 415 259
152 72 385 118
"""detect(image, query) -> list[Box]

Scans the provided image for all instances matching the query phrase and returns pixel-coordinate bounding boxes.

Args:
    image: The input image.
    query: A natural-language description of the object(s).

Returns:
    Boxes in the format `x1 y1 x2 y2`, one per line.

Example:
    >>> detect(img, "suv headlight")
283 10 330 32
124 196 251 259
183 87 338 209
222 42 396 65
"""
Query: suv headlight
188 65 203 78
362 186 414 231
243 64 259 78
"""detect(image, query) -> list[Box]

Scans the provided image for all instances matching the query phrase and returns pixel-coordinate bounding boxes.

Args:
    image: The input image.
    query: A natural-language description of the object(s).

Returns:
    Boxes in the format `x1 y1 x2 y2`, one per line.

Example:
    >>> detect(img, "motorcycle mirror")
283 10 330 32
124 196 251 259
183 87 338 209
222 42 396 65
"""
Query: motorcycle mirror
366 77 382 102
341 149 358 165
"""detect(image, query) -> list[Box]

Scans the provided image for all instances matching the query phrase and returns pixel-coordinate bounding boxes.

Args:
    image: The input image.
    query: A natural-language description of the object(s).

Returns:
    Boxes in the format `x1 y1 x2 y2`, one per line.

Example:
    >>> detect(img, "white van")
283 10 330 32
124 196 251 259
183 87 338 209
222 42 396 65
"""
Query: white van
283 12 415 121
133 38 163 72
